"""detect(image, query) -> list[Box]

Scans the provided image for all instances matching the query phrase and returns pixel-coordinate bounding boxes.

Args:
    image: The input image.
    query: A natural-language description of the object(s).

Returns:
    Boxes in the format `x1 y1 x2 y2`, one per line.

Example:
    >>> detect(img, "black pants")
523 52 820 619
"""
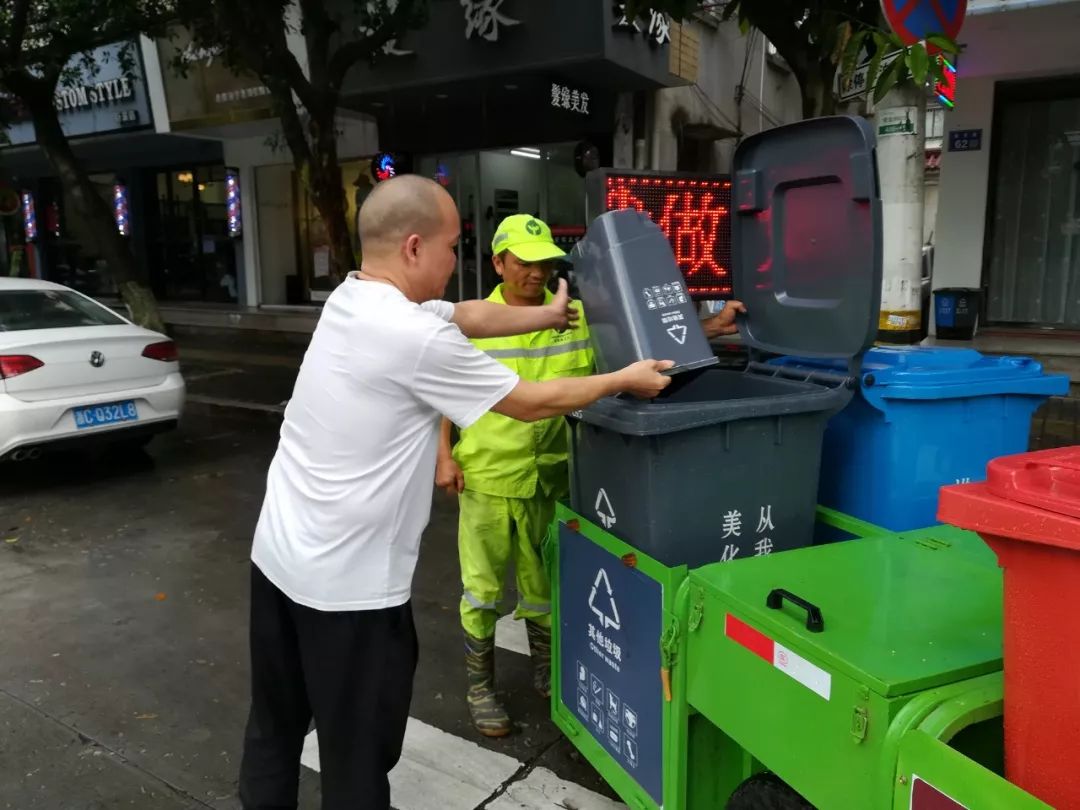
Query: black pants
239 564 418 810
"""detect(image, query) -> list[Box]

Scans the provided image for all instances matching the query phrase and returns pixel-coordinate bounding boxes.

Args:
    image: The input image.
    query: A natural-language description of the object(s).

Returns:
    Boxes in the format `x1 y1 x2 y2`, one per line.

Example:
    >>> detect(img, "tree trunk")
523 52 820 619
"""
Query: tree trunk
800 60 839 119
20 82 165 332
306 103 355 283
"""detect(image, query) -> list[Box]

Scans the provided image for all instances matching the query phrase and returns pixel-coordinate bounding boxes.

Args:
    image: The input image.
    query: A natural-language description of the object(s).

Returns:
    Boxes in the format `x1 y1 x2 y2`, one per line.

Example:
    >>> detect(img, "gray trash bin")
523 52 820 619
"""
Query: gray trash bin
568 115 884 568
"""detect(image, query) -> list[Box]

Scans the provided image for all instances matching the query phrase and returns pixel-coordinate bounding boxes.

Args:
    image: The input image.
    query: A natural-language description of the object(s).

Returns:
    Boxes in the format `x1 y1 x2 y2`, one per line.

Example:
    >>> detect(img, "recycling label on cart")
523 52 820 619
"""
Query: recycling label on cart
558 523 663 805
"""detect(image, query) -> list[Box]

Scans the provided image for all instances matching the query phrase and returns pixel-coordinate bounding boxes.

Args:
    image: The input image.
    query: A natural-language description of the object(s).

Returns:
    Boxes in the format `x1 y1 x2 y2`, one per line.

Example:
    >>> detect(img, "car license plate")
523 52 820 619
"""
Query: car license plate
73 401 139 430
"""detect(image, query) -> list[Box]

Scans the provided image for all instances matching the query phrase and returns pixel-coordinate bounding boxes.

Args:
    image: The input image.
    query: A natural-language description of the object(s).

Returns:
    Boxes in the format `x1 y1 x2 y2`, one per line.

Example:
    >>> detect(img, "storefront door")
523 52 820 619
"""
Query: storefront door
149 166 238 303
987 80 1080 329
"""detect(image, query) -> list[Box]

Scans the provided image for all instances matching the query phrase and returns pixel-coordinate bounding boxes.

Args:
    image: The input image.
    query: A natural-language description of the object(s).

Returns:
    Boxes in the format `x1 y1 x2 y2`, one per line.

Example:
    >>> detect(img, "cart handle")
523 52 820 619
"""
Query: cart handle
766 589 825 633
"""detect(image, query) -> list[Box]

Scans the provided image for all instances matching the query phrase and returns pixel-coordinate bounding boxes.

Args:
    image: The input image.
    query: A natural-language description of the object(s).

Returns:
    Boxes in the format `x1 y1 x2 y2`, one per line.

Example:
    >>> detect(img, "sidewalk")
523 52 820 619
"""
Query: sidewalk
174 326 1078 449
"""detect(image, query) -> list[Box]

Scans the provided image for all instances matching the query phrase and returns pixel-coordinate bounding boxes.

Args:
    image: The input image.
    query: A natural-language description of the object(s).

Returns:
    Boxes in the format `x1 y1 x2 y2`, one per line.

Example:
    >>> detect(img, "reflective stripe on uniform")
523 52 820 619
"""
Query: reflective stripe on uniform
517 599 551 614
463 590 497 611
483 338 592 361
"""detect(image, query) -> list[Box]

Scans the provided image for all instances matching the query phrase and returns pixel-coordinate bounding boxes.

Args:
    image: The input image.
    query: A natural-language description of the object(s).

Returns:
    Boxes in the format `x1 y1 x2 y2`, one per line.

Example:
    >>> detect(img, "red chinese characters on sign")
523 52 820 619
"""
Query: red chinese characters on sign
604 175 732 298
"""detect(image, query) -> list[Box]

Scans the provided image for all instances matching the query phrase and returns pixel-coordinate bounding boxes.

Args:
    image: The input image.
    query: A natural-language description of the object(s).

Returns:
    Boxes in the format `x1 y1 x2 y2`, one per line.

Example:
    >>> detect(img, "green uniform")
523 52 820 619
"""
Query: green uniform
454 284 594 639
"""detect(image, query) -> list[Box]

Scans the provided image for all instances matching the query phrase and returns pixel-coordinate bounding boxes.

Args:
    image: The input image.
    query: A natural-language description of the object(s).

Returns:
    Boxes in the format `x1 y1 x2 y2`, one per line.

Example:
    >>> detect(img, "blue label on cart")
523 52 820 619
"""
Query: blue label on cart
558 524 663 805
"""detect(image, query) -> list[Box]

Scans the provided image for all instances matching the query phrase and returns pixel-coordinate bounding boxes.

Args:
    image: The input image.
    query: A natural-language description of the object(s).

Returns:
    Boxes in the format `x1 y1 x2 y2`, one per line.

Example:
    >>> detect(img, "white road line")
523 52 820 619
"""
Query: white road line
301 718 625 809
182 367 244 383
488 766 626 810
184 394 286 414
494 613 530 656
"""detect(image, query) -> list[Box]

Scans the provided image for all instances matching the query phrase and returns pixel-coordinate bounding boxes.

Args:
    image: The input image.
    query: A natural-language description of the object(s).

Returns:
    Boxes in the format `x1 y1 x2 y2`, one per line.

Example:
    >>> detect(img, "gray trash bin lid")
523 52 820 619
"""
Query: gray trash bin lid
732 115 883 365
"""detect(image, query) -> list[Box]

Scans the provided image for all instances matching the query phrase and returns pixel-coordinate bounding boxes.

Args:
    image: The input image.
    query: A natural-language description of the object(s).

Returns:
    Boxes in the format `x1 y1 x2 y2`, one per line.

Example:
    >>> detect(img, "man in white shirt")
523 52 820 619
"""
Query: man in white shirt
239 174 674 810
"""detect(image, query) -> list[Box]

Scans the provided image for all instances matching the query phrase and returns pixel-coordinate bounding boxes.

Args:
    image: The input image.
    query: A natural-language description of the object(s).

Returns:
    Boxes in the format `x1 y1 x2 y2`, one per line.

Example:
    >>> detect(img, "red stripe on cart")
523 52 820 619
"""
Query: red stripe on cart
725 614 773 661
725 613 832 701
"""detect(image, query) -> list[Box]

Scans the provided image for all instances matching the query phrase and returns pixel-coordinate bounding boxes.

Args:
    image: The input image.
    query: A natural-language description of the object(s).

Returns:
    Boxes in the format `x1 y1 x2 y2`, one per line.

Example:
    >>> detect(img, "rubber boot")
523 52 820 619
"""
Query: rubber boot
464 632 511 737
526 619 551 699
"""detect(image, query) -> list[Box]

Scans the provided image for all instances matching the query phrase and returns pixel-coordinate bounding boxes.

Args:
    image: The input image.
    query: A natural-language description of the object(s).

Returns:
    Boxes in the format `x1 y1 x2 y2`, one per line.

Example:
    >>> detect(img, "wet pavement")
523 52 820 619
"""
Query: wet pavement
0 403 614 809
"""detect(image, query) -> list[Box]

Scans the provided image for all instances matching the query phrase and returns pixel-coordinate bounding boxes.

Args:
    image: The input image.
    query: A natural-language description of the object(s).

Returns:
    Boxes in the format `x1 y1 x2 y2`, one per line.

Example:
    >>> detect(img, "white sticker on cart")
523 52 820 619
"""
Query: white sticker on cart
773 642 832 700
725 614 832 701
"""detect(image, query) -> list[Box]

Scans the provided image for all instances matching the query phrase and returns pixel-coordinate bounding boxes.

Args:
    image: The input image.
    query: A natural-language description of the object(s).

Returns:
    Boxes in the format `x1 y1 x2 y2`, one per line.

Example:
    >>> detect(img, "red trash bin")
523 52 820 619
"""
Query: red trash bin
939 446 1080 810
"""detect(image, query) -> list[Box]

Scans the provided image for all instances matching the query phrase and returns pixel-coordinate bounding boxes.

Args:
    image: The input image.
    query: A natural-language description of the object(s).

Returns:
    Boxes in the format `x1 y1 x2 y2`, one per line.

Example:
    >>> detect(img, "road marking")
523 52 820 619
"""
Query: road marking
488 766 625 809
184 394 286 415
301 718 624 809
495 613 530 656
182 367 244 383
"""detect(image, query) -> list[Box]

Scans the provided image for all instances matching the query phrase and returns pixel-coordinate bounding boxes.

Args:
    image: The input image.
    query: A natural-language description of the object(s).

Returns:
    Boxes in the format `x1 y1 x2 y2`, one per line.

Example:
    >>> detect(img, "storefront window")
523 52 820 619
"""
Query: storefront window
149 165 238 303
416 143 585 302
292 158 373 302
287 144 585 305
35 174 121 296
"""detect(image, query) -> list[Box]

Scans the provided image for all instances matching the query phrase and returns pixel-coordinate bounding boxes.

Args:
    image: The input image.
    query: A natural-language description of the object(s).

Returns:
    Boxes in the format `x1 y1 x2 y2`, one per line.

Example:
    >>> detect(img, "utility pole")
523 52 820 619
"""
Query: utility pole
874 84 927 344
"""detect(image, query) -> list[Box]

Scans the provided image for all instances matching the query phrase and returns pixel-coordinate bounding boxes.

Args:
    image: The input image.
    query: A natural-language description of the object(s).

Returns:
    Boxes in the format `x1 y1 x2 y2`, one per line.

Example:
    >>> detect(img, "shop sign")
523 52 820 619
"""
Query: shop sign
550 83 590 115
612 3 671 47
462 0 520 42
589 170 732 299
1 41 150 147
157 26 274 130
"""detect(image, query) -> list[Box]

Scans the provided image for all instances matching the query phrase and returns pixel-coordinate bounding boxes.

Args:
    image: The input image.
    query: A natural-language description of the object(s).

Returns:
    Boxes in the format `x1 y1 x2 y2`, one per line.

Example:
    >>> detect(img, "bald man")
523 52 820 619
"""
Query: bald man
239 175 674 810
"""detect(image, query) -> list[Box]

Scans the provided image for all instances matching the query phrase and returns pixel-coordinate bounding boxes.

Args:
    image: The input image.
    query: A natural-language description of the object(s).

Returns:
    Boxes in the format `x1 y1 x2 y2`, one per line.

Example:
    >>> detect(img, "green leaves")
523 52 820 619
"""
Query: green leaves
905 42 930 87
874 48 906 102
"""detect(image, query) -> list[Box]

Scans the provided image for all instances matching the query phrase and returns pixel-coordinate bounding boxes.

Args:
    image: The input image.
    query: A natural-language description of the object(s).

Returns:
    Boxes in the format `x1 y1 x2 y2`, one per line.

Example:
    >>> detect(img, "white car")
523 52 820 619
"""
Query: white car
0 278 185 462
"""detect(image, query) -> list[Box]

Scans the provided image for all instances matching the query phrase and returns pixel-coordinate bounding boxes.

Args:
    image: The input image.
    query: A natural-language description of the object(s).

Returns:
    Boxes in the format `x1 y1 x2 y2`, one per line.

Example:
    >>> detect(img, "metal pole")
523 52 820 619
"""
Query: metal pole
455 155 464 303
475 151 483 300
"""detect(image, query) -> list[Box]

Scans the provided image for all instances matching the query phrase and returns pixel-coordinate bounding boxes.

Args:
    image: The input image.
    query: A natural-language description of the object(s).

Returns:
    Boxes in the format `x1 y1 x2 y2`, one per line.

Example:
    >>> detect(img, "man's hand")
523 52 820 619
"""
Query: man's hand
616 359 676 399
542 278 581 332
702 300 747 339
435 455 464 496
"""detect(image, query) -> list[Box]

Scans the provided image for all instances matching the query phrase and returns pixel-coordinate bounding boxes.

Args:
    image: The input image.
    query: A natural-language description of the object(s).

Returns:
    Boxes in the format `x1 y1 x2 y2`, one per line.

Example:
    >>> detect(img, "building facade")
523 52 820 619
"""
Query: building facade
933 0 1080 333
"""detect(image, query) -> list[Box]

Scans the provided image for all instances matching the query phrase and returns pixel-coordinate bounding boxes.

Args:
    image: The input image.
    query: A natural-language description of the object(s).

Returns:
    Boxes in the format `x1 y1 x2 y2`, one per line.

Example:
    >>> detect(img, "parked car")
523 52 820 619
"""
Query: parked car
0 278 185 462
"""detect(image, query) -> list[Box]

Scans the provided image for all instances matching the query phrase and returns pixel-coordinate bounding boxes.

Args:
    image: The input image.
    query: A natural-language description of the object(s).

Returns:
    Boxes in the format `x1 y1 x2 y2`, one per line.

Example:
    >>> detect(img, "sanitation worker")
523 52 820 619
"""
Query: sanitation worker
436 213 745 738
239 178 676 810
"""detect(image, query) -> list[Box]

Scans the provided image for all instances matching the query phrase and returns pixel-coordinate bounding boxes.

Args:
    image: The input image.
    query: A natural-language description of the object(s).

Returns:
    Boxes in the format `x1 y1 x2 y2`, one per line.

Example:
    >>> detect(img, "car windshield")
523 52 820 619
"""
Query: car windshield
0 290 126 332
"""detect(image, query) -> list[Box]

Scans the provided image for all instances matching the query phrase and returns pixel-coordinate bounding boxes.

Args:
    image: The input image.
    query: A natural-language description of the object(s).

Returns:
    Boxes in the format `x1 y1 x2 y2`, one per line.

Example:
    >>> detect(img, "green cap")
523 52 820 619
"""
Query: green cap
490 214 567 262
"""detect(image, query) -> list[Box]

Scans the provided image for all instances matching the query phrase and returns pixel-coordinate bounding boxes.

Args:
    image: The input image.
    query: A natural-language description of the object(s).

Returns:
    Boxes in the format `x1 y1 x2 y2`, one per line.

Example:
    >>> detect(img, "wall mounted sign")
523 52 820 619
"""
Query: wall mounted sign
612 3 671 47
877 107 917 137
948 129 982 151
157 26 274 130
461 0 521 42
587 170 733 299
550 83 591 115
1 41 150 147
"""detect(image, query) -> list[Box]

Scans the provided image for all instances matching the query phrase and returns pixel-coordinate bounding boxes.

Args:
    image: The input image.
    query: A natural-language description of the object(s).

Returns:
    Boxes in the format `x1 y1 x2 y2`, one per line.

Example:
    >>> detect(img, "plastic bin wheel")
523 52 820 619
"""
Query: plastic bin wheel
726 773 814 810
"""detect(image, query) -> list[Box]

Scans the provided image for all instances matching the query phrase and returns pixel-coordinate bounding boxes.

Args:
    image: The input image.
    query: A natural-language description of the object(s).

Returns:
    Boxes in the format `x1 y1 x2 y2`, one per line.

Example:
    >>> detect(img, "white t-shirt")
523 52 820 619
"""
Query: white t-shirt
251 279 520 611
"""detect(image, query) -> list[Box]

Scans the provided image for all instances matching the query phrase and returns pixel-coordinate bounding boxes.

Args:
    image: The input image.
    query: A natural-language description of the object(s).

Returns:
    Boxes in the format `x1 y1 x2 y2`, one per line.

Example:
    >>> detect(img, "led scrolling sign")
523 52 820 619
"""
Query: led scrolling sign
590 172 733 299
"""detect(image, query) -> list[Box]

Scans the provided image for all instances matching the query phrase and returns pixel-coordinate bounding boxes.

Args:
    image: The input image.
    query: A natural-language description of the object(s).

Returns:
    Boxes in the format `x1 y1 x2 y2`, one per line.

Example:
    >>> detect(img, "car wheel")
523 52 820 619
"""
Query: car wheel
726 773 815 810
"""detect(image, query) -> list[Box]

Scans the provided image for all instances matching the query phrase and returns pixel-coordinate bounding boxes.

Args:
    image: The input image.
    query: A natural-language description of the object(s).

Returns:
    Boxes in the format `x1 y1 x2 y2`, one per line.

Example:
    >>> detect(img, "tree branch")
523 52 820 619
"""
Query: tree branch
5 0 32 65
298 0 333 87
326 0 418 93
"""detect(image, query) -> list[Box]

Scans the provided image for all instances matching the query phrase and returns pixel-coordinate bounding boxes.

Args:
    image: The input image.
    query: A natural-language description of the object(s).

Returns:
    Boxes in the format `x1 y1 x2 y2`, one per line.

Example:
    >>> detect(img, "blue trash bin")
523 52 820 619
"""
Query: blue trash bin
771 346 1070 532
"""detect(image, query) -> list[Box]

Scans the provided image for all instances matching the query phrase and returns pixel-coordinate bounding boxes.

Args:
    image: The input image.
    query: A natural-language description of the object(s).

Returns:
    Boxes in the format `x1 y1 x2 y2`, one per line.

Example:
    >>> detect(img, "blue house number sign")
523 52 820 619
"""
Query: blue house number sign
948 129 982 152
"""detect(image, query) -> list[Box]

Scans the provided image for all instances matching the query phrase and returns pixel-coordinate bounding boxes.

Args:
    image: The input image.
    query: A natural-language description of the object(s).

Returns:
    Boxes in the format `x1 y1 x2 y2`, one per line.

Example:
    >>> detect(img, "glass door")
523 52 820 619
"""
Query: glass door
150 166 238 303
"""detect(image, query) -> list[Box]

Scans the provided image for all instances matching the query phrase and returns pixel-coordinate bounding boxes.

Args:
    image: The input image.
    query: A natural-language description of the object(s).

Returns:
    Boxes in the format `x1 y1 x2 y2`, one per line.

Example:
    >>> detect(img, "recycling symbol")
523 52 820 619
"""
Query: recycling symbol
525 219 543 235
595 488 616 529
667 324 688 345
588 568 621 631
